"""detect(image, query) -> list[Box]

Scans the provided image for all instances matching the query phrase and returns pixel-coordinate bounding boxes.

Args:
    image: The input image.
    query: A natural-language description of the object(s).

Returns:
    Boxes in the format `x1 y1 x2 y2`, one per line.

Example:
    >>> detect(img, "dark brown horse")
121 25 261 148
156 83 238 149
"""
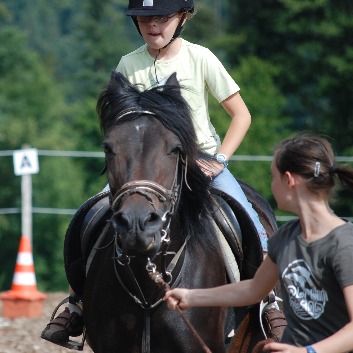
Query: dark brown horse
65 72 279 353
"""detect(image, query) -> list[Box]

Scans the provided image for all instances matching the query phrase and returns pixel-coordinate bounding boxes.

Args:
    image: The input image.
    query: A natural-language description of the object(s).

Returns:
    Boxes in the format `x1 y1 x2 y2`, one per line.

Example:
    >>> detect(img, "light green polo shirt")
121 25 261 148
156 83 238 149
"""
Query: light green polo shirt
116 39 240 154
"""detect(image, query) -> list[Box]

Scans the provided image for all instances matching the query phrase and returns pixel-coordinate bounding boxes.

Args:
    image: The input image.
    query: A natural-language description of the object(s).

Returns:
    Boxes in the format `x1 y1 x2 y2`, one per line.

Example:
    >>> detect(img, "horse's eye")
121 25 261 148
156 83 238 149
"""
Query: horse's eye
170 145 183 156
103 144 113 155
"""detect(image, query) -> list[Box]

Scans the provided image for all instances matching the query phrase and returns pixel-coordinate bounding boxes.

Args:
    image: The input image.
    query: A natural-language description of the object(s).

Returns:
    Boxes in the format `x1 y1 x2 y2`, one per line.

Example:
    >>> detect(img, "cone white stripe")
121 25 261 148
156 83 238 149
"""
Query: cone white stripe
13 272 37 285
16 252 33 265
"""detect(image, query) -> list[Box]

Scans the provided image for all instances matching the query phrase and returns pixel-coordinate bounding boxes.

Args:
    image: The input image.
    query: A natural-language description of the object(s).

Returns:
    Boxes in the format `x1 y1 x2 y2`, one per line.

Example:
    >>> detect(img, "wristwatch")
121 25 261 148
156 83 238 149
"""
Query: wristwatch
214 153 228 167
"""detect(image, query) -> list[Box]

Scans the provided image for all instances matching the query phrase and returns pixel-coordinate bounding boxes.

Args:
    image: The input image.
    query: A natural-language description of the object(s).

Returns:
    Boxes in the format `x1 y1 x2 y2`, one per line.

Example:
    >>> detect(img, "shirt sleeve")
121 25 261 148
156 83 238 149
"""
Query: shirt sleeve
202 48 240 103
331 226 353 288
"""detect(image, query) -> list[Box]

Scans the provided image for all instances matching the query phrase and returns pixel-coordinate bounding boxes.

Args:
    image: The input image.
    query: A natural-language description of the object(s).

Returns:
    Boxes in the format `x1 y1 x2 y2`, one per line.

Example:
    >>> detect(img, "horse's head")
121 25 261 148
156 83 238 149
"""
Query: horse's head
97 72 210 260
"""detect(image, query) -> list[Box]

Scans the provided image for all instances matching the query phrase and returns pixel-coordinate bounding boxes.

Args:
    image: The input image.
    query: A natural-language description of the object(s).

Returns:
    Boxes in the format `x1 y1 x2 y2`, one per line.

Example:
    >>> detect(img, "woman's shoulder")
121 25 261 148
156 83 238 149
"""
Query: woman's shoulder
330 221 353 243
117 44 151 73
276 218 300 236
268 219 300 245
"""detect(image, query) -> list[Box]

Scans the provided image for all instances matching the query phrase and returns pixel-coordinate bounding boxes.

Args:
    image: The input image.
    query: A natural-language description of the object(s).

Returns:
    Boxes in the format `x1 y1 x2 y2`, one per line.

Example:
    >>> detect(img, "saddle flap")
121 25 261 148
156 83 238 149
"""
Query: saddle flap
211 187 263 280
64 191 111 297
210 193 243 272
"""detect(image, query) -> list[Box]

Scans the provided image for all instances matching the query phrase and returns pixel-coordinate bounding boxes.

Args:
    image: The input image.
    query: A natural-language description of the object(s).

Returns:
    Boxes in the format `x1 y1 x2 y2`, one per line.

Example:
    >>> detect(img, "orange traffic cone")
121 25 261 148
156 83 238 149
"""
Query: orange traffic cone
1 235 46 318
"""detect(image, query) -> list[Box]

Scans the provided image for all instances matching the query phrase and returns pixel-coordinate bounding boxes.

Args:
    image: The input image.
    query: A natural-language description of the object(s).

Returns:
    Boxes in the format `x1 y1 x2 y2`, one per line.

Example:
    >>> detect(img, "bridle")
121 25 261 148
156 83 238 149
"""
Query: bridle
108 108 187 270
104 109 192 353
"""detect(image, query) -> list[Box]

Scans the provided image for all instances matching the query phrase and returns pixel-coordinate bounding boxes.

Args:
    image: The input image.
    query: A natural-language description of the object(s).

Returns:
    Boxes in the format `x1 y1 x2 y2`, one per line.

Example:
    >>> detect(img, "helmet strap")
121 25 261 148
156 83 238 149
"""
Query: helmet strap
161 12 187 49
132 16 142 36
153 49 161 84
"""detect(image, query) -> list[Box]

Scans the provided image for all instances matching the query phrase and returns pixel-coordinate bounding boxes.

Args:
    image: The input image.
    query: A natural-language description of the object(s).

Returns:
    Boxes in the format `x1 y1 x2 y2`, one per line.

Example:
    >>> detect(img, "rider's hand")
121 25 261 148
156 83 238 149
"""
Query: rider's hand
196 159 224 178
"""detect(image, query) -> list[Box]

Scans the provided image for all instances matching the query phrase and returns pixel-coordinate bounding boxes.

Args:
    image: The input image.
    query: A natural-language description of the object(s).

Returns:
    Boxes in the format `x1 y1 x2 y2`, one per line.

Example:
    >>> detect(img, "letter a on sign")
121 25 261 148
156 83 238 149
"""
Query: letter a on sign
13 149 39 176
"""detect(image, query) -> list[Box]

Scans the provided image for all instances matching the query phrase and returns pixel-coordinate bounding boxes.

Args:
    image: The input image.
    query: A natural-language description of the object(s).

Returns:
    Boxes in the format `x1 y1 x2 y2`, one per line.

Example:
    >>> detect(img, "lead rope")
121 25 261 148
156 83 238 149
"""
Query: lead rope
149 270 212 353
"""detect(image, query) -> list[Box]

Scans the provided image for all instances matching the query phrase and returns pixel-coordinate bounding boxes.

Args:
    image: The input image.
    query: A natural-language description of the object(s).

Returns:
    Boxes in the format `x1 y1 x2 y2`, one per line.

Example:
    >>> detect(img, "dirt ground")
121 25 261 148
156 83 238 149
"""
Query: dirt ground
0 292 93 353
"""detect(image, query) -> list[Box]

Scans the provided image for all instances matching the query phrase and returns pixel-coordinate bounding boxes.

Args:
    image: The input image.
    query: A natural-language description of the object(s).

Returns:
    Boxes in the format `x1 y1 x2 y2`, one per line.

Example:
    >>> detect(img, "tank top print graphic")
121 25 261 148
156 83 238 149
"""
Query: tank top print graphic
282 259 328 320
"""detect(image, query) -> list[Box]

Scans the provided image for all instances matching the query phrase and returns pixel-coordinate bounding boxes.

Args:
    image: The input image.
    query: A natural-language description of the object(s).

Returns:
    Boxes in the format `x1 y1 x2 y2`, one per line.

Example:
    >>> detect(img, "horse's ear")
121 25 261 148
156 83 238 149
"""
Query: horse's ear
110 71 133 91
165 72 180 89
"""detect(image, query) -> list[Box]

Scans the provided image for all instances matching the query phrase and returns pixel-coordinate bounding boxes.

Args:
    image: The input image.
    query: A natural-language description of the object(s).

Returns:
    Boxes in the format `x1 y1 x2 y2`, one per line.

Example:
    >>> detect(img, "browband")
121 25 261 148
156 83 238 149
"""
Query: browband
115 109 156 122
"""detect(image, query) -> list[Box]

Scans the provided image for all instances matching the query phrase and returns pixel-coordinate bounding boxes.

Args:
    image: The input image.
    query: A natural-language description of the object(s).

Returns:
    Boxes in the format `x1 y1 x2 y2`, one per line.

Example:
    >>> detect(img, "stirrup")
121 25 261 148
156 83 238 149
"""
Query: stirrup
46 295 86 351
54 329 86 351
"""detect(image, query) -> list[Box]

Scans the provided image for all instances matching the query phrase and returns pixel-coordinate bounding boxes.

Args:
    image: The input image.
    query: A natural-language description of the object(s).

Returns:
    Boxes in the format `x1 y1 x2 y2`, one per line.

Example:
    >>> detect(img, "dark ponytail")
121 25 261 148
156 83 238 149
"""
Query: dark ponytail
274 133 353 195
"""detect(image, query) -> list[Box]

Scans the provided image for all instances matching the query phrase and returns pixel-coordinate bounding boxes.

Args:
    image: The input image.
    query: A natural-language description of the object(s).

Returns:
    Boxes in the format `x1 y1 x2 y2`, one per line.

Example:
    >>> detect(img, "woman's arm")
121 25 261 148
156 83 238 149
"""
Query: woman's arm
164 255 279 310
311 284 353 353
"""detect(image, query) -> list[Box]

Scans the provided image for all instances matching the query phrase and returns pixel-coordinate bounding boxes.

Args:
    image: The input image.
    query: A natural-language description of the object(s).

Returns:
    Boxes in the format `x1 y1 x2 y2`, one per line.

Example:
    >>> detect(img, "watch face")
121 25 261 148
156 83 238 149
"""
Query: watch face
216 154 226 163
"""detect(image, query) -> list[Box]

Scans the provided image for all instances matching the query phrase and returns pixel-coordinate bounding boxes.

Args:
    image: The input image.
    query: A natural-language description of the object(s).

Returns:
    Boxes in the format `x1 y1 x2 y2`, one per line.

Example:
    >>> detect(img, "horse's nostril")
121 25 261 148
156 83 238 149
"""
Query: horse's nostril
140 212 162 231
113 211 162 233
112 212 130 232
148 212 161 223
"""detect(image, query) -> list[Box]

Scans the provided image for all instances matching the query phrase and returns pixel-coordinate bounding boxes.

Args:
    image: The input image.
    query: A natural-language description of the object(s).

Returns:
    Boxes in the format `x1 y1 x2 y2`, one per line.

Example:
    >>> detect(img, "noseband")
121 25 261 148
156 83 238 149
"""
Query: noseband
111 151 182 250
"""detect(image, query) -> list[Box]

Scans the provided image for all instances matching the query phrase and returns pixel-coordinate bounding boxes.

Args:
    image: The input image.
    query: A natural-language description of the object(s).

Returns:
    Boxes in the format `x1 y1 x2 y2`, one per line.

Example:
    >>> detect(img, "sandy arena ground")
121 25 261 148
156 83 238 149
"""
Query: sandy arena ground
0 292 93 353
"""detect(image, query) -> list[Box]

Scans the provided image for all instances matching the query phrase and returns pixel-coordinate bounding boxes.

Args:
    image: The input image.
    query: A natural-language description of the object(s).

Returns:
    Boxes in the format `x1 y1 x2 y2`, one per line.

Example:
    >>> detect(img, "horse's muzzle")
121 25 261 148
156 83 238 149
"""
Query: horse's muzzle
112 209 163 258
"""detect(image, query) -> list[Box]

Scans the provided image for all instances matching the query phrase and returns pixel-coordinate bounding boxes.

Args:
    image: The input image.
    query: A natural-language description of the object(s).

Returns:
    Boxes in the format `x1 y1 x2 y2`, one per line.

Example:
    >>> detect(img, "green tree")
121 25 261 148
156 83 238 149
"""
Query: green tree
228 0 353 148
227 0 353 216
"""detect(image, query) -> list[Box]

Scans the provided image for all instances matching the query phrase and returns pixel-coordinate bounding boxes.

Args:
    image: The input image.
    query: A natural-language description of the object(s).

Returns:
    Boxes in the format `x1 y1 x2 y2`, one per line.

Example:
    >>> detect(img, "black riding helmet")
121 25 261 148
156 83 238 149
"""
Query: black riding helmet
126 0 194 16
126 0 194 46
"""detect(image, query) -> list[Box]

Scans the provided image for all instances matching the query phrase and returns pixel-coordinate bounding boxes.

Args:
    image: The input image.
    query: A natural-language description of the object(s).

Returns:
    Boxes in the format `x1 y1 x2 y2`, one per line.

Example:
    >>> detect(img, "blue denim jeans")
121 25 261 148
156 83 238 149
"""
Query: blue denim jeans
212 167 268 252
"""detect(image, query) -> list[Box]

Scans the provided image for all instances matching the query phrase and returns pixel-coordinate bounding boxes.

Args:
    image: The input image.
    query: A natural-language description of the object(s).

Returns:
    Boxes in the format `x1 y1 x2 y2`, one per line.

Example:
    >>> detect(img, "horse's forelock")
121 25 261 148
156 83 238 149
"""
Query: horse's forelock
98 74 198 158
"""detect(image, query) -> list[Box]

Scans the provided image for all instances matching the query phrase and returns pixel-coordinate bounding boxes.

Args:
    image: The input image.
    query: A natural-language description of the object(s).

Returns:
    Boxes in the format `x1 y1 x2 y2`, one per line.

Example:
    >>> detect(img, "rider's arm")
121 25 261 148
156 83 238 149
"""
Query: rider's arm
217 92 251 161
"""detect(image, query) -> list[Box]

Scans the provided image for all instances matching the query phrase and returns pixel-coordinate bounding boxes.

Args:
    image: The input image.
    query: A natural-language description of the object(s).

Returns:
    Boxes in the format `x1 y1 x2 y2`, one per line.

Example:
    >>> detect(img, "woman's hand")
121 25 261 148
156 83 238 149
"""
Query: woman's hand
262 341 307 353
163 288 192 310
